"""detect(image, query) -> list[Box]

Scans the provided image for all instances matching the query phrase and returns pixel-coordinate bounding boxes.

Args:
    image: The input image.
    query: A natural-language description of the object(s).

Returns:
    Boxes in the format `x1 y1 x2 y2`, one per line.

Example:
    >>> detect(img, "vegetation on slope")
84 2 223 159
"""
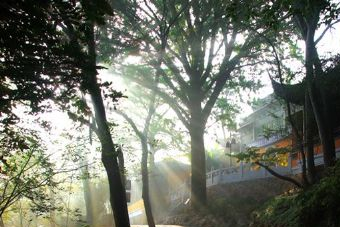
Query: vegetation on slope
251 161 340 227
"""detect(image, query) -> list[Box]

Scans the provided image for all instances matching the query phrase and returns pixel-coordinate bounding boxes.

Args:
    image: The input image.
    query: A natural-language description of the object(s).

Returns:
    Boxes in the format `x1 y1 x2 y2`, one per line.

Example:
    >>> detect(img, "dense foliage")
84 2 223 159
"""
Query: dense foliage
251 161 340 227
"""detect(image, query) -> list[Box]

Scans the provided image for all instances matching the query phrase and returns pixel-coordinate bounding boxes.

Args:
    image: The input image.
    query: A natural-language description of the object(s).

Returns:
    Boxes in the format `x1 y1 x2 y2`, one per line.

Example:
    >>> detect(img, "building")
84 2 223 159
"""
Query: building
206 93 340 188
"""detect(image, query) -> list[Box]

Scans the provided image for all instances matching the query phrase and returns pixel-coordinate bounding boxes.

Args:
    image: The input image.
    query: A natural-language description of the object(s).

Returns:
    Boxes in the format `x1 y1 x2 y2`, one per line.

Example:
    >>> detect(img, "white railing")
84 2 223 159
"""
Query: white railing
206 163 291 187
169 150 340 204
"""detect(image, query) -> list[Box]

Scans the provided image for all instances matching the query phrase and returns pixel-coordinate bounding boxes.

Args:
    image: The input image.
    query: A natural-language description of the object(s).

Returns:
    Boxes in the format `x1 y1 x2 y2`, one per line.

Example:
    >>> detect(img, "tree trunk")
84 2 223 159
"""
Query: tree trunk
305 17 336 168
0 217 5 227
319 87 336 165
80 135 94 226
115 95 157 227
286 101 309 186
82 164 94 226
189 113 207 207
86 25 130 227
306 60 335 168
141 137 156 227
304 94 316 183
117 145 126 187
49 190 56 227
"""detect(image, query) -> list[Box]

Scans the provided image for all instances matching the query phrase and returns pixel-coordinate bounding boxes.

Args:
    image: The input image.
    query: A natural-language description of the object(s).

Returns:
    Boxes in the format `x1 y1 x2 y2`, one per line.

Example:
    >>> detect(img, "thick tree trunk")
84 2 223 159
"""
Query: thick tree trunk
141 138 156 227
306 63 335 168
304 94 316 183
319 88 336 166
187 79 207 207
101 149 130 227
305 18 336 168
307 80 335 167
86 25 130 227
189 114 207 207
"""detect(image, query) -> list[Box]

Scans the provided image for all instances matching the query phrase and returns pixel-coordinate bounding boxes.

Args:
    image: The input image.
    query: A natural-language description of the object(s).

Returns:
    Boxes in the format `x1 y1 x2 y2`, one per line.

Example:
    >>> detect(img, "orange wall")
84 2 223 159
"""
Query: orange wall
291 137 340 167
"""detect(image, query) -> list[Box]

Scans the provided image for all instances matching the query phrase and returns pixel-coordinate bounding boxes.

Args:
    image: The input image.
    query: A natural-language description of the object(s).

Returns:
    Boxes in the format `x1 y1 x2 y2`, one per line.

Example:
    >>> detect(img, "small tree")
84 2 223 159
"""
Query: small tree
0 130 57 219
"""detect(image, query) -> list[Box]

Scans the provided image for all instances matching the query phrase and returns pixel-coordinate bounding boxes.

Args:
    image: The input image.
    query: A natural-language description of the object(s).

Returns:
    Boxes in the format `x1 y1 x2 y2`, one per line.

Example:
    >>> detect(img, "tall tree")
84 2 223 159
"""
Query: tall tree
294 0 338 167
1 1 131 226
78 23 131 227
269 0 340 168
117 0 279 206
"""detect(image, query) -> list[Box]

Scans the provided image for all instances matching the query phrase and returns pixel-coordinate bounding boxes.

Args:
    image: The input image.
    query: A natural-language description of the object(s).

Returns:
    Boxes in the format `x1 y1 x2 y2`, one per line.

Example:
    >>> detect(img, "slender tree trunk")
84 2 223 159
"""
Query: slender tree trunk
82 164 94 226
115 107 156 227
140 80 158 227
149 148 155 171
298 134 308 186
141 137 156 227
49 190 56 227
80 134 94 226
0 217 5 227
86 25 130 227
304 94 316 183
19 200 23 227
117 145 126 187
286 101 308 186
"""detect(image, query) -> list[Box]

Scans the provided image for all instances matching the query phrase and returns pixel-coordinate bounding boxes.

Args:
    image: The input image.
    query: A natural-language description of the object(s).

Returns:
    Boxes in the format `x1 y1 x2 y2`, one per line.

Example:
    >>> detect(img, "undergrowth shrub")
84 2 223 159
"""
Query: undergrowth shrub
251 161 340 227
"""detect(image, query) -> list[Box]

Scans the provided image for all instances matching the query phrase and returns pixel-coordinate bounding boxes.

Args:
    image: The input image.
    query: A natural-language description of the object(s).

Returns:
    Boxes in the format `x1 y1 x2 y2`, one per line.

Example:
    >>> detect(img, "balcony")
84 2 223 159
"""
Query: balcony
247 130 290 148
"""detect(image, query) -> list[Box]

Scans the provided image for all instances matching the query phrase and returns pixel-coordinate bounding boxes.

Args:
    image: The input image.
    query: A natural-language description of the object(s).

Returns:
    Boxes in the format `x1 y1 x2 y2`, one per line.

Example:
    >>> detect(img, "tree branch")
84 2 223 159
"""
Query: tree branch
315 19 340 45
255 161 303 188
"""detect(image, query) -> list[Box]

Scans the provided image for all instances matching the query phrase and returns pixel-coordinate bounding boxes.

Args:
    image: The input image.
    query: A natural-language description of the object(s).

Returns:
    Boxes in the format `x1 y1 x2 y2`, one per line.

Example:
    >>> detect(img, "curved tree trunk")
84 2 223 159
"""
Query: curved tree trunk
115 80 158 227
86 25 130 227
90 87 130 227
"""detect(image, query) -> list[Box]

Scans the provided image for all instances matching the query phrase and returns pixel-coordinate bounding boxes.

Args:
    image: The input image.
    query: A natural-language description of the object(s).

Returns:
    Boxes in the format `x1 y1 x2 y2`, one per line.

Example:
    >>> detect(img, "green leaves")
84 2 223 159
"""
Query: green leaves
0 130 58 217
234 145 291 168
253 161 340 227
